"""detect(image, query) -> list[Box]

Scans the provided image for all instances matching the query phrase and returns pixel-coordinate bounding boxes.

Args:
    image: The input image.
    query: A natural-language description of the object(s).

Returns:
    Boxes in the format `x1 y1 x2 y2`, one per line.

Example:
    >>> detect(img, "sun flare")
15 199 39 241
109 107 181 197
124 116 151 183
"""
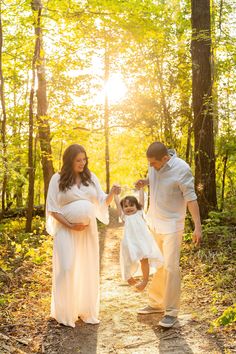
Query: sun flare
67 61 127 106
103 74 127 104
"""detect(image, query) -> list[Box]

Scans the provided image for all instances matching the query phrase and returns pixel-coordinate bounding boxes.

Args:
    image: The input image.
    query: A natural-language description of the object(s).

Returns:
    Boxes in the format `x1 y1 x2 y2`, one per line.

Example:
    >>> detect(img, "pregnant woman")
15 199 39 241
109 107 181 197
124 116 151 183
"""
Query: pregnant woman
46 144 119 327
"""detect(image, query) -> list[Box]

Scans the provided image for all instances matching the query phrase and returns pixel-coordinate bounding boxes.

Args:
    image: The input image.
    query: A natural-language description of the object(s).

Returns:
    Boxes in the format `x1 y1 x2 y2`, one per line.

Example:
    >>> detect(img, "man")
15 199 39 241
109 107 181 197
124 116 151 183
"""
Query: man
135 142 202 328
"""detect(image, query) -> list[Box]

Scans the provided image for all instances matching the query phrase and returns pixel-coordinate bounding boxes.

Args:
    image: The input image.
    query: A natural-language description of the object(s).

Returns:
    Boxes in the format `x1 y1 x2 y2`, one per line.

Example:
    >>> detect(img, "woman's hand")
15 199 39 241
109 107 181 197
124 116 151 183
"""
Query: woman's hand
69 223 88 231
106 184 121 206
111 184 121 195
50 212 88 231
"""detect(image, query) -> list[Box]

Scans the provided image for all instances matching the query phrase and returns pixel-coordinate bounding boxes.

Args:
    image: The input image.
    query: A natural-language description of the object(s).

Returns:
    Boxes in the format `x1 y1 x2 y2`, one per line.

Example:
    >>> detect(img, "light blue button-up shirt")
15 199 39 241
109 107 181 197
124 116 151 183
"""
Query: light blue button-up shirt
146 150 197 234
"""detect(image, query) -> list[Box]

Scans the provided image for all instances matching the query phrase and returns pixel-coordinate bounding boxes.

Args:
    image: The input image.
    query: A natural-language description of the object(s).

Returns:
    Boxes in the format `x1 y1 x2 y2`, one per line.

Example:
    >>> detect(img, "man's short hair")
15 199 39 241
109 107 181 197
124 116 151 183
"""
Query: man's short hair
146 142 168 161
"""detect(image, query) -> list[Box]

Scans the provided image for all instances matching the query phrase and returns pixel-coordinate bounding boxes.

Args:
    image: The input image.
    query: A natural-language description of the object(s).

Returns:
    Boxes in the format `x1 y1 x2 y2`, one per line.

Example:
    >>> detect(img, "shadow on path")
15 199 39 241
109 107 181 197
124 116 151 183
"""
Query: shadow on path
40 319 99 354
137 314 194 354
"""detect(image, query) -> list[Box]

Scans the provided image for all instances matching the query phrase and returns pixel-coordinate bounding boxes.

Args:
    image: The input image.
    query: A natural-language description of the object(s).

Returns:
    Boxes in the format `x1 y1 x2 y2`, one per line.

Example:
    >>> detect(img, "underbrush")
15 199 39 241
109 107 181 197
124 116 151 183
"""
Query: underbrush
0 217 52 322
0 211 235 352
182 210 236 345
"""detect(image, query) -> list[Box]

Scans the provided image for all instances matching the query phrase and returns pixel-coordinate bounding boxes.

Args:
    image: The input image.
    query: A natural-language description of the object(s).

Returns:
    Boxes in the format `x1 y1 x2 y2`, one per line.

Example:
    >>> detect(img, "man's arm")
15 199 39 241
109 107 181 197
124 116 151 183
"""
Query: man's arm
177 165 201 245
187 200 202 245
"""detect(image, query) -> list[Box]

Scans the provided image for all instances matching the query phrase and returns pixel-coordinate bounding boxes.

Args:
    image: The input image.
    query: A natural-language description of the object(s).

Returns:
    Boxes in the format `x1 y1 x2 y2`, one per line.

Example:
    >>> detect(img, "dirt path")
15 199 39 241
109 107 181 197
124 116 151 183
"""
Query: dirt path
41 220 223 354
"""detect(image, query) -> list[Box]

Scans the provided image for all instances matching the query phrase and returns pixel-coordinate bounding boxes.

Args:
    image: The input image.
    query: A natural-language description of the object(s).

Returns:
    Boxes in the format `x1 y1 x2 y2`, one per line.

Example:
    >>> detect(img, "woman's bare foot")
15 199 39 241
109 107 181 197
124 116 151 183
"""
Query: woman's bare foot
135 280 148 291
127 277 137 285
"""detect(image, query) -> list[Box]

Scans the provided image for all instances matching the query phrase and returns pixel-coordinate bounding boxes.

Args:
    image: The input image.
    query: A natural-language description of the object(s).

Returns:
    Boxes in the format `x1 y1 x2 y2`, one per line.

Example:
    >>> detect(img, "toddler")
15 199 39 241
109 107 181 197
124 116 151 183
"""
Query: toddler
114 189 163 291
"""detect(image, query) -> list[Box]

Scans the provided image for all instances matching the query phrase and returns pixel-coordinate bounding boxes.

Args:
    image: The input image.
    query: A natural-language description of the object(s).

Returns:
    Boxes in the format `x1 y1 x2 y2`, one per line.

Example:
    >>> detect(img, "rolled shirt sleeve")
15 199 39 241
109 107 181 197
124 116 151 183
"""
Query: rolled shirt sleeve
178 167 197 202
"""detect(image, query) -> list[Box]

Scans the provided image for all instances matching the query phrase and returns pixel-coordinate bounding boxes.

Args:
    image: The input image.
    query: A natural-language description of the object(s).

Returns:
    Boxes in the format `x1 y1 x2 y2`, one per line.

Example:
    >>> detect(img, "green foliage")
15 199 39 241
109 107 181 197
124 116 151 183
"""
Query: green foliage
0 0 235 208
181 207 236 337
0 216 50 272
202 210 236 238
213 304 236 327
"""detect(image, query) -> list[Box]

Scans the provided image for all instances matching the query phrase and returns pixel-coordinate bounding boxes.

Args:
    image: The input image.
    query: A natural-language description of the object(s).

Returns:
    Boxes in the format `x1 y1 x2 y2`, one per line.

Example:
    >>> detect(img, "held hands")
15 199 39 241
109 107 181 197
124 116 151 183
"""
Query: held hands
106 184 121 206
110 184 121 195
134 179 148 190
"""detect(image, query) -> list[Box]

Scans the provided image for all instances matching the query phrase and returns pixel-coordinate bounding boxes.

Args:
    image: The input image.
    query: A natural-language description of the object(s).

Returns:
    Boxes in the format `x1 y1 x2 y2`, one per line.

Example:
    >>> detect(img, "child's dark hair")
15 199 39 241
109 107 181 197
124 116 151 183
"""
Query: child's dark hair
120 196 142 210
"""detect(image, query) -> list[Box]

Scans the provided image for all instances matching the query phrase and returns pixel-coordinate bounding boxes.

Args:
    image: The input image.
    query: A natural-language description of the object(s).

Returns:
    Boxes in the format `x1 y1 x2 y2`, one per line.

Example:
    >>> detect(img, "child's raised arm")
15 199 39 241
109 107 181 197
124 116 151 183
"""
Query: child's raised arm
114 194 123 218
138 189 145 209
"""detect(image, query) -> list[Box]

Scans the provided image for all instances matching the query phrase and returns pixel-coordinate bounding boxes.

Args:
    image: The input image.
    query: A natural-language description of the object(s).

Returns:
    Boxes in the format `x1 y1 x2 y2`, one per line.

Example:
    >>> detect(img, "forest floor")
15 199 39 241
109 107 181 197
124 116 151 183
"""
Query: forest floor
0 211 235 354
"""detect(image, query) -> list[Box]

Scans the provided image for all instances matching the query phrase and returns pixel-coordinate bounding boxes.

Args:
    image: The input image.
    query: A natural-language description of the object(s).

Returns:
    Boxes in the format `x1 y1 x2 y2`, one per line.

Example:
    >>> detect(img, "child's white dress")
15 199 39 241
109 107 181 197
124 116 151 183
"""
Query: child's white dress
120 210 163 281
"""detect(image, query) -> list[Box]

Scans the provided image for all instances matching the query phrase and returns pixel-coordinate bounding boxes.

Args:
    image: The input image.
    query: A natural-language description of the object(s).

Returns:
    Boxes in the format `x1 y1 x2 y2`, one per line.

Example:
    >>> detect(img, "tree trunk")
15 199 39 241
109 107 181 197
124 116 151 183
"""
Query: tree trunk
0 2 7 215
26 22 40 231
25 73 36 232
220 153 228 211
32 2 54 202
0 4 7 217
12 63 24 208
156 59 173 145
191 0 217 219
211 0 219 136
104 41 110 194
185 124 192 165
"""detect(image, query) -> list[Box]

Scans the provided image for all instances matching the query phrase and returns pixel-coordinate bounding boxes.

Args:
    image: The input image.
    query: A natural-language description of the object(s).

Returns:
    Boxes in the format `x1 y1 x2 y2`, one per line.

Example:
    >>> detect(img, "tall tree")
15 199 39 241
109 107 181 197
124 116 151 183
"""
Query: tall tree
0 2 7 216
25 28 37 232
32 0 54 202
191 0 217 218
104 38 110 194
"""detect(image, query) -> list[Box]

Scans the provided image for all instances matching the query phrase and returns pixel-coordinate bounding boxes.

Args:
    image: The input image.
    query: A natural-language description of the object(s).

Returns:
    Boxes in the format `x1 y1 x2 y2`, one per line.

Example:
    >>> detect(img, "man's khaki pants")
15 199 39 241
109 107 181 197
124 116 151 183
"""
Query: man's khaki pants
148 231 183 317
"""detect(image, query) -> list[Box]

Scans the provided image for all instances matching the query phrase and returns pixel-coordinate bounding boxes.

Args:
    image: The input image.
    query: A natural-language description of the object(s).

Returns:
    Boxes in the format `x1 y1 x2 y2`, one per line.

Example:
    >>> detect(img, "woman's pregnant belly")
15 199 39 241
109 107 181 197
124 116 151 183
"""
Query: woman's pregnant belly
61 200 95 225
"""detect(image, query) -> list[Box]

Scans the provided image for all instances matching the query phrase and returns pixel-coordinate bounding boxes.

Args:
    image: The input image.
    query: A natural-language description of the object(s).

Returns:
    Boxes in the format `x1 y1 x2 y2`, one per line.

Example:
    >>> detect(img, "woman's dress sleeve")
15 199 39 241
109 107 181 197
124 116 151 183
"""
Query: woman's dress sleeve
46 173 61 236
91 173 109 225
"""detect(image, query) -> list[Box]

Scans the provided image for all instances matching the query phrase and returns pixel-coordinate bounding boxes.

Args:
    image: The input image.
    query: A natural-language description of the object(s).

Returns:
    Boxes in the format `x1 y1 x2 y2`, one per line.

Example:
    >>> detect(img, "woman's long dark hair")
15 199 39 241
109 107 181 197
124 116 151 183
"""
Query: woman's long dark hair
59 144 92 191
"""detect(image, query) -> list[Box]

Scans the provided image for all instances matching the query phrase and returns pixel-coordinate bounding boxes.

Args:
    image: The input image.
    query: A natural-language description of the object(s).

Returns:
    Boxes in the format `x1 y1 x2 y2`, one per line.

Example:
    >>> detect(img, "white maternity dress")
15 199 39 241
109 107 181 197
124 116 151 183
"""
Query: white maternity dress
46 172 108 327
